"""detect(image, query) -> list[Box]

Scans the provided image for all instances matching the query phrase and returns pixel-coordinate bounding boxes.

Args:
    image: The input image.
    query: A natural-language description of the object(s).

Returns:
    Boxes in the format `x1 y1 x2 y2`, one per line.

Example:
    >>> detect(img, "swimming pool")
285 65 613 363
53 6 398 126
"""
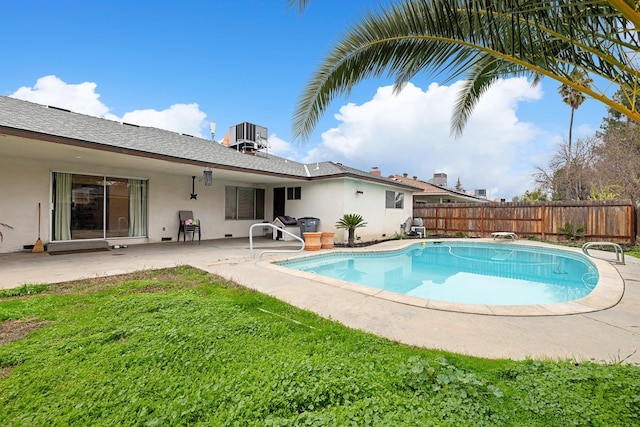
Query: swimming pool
277 242 599 306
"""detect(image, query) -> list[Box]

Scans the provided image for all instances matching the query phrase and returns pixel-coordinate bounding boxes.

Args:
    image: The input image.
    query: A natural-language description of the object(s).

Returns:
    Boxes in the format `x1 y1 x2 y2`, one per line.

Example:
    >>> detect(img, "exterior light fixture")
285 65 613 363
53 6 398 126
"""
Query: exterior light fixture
203 167 213 186
190 176 197 200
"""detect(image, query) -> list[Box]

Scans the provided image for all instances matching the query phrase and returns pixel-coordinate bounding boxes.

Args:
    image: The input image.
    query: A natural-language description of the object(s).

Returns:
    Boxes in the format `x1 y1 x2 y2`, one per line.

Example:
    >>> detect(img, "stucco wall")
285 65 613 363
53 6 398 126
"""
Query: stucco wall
339 178 413 244
0 155 272 253
278 179 344 235
0 154 413 253
269 178 412 244
0 155 52 253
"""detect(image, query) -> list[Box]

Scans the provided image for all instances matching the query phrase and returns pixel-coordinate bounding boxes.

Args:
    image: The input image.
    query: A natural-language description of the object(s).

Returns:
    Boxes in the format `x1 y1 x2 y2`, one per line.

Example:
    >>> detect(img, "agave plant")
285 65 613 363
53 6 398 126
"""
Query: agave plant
0 222 13 242
335 214 368 247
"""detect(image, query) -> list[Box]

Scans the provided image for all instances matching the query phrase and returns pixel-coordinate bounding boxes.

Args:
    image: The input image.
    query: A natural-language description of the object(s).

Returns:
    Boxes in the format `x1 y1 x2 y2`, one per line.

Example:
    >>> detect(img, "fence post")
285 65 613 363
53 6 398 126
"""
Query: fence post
541 204 546 240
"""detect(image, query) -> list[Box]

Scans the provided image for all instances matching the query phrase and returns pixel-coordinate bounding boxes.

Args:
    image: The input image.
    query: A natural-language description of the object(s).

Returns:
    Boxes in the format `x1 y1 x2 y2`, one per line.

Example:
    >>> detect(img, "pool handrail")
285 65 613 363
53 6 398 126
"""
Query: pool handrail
581 241 625 265
249 223 305 260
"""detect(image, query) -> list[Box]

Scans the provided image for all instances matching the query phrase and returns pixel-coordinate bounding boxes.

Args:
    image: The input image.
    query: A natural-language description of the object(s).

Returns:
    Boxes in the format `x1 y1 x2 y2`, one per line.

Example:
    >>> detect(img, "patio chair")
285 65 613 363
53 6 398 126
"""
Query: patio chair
178 210 201 243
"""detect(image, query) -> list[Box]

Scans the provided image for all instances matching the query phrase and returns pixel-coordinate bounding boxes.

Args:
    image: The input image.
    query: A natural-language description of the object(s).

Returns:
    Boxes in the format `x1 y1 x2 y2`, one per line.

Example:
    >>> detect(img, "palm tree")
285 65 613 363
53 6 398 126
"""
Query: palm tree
558 69 593 199
335 214 368 247
288 0 640 141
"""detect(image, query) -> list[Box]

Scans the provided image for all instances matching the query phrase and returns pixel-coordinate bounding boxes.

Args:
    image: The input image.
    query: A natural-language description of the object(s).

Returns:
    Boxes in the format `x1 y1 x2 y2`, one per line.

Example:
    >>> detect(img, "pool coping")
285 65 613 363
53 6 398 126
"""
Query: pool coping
259 238 625 317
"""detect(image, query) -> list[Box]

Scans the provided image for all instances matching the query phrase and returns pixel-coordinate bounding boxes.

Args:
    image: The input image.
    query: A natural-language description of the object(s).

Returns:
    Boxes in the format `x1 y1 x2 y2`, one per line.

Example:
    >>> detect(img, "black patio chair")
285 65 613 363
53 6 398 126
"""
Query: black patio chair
178 210 201 243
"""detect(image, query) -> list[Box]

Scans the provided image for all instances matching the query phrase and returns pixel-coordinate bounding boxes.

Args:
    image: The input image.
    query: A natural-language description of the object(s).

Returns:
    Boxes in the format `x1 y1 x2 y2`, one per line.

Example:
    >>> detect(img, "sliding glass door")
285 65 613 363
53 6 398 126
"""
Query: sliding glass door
52 172 148 241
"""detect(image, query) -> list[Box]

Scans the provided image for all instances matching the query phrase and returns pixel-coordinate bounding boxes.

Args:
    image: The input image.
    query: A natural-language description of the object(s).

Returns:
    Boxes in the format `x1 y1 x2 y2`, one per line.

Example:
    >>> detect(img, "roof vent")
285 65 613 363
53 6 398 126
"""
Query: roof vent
47 105 71 113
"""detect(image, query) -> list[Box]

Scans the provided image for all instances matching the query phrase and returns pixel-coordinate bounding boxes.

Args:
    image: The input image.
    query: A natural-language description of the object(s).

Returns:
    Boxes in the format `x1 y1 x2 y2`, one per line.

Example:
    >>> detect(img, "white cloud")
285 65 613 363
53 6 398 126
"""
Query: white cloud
12 75 110 117
11 75 209 138
266 133 299 160
112 104 207 137
301 78 553 199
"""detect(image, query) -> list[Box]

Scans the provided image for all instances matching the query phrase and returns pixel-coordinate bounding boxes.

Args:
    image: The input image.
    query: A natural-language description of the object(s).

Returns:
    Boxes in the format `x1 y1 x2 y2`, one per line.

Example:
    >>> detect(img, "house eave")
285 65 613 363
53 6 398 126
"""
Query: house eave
0 125 309 181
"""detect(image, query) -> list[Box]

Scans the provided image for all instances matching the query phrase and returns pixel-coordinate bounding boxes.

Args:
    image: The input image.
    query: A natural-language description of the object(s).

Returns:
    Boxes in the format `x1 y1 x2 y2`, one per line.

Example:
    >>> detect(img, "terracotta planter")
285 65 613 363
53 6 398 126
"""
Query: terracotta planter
320 232 335 249
303 232 322 251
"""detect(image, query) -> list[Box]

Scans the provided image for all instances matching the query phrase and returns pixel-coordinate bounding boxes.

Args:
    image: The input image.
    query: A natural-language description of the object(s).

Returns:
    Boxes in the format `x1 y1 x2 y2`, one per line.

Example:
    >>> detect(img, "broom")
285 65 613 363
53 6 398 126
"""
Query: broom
32 202 45 253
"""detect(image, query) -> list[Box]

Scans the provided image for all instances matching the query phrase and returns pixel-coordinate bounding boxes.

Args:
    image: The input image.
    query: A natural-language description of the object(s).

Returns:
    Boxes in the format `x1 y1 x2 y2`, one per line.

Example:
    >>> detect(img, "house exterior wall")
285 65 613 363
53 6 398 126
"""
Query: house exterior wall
0 155 51 253
0 154 271 253
0 153 414 253
340 178 413 243
270 178 412 244
277 180 345 234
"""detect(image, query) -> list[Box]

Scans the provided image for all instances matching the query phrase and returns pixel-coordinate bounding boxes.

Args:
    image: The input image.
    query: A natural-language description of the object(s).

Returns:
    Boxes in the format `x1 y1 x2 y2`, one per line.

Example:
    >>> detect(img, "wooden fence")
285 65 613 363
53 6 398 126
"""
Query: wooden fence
413 200 637 245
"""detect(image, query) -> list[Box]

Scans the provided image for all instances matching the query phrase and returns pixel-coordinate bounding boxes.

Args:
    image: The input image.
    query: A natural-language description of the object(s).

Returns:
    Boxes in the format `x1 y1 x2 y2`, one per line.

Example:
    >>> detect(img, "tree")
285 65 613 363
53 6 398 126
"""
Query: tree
512 189 548 202
588 184 620 200
335 214 368 247
599 88 640 134
533 136 599 201
558 69 592 199
288 0 640 141
593 121 640 201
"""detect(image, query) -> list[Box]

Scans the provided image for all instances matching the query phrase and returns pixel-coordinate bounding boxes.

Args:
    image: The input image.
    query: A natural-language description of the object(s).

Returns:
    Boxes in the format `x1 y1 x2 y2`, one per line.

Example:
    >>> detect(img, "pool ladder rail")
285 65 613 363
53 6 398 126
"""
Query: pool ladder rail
581 242 625 265
249 223 305 259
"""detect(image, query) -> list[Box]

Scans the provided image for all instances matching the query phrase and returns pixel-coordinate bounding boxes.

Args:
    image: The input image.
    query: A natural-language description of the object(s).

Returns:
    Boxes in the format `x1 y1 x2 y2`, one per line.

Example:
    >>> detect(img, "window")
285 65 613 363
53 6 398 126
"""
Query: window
52 172 148 240
287 186 301 200
385 190 404 209
225 186 265 220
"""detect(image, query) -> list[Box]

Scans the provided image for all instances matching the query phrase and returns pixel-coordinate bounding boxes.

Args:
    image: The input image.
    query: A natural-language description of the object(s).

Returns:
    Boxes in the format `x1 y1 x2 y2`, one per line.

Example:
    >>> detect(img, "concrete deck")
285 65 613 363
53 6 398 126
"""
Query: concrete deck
1 237 638 363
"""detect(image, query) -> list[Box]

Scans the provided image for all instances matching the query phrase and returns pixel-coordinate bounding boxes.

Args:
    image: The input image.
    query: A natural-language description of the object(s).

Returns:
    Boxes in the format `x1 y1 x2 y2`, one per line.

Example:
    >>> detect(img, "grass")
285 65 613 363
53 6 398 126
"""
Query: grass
1 266 639 426
624 246 640 259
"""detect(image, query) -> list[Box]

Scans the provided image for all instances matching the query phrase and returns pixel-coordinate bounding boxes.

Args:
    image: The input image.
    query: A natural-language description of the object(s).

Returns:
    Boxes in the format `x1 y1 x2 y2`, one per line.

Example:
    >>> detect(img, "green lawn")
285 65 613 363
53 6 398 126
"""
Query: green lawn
1 266 638 426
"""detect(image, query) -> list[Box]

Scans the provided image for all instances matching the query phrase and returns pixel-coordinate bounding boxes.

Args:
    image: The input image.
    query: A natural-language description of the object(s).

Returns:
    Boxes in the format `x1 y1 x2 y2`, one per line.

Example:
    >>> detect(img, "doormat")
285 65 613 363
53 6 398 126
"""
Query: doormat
48 248 111 256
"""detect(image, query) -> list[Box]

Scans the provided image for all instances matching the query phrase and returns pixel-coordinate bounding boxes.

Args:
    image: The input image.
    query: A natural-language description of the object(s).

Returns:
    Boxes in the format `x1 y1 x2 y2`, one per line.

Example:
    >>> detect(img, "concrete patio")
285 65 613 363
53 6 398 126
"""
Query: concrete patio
1 237 638 364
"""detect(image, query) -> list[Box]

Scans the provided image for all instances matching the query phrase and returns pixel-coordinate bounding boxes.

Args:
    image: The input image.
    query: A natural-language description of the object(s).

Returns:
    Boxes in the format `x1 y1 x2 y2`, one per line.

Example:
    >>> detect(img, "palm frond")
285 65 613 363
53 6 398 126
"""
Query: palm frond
335 214 368 230
286 0 312 14
450 54 540 136
292 0 640 141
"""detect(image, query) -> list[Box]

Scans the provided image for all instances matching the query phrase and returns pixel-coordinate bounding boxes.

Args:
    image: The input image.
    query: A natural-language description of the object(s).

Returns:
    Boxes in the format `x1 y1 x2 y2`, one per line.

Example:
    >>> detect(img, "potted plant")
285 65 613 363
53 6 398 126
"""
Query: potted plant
335 214 367 247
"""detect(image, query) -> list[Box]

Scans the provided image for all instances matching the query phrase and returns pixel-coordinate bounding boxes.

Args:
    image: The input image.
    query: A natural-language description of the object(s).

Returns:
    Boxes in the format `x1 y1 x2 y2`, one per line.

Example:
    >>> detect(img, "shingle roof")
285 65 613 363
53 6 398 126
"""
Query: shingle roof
388 174 485 200
0 96 308 177
0 95 414 189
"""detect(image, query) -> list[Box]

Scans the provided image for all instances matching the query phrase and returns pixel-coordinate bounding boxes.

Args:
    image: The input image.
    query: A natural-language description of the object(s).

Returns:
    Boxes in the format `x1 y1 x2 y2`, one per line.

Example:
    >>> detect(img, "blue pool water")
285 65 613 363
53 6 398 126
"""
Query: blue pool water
278 242 599 305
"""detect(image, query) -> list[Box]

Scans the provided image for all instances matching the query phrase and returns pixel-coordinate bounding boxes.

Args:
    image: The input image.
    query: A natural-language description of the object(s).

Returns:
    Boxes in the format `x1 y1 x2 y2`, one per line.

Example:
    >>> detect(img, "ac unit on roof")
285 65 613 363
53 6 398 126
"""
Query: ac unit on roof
229 122 268 153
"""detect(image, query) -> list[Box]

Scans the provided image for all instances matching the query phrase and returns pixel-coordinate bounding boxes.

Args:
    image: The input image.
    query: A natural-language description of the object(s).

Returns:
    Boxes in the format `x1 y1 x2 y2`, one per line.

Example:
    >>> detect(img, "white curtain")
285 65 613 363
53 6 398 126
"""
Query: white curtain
53 172 72 240
128 179 147 236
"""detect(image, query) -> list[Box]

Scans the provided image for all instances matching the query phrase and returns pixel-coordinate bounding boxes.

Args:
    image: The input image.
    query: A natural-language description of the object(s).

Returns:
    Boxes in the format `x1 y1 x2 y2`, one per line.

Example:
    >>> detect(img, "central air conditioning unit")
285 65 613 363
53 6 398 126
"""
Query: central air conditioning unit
432 173 448 187
229 122 268 153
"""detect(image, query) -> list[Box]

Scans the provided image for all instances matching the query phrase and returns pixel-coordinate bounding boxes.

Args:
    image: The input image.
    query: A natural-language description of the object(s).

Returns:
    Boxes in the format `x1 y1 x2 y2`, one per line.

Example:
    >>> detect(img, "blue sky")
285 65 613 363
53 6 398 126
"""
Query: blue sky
1 0 608 200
